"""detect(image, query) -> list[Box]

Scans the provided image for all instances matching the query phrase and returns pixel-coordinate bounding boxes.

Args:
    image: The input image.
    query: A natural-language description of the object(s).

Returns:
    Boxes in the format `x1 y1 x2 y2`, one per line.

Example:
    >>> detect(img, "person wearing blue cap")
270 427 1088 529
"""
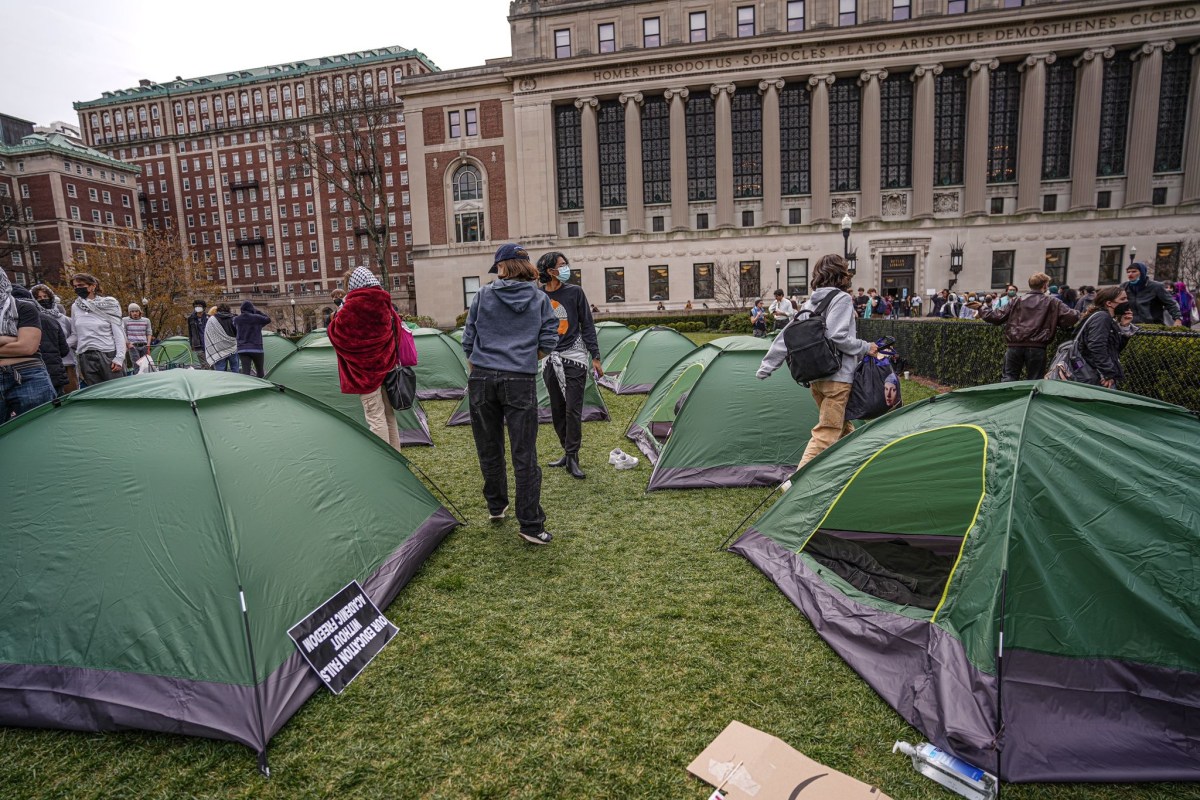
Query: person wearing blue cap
462 243 560 545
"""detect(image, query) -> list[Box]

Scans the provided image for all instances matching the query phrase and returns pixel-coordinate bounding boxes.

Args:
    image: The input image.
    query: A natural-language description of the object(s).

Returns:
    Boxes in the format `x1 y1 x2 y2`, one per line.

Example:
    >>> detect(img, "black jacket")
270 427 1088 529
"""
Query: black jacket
187 312 206 349
36 310 70 389
1122 278 1181 325
1076 312 1128 382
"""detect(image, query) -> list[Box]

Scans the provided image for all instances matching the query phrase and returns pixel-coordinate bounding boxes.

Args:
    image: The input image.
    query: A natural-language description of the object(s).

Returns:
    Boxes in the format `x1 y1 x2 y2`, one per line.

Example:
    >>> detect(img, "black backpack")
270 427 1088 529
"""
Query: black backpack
783 291 842 386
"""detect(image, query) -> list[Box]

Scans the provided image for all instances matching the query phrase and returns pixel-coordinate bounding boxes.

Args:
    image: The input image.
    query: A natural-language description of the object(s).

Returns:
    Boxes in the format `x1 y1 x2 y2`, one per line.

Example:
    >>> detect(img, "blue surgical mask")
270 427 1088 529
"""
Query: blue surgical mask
557 266 572 282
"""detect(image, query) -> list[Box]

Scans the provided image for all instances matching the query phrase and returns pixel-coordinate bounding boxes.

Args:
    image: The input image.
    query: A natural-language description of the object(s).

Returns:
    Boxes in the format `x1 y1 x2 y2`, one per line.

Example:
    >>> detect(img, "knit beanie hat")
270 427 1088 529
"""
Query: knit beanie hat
128 302 141 313
348 266 381 291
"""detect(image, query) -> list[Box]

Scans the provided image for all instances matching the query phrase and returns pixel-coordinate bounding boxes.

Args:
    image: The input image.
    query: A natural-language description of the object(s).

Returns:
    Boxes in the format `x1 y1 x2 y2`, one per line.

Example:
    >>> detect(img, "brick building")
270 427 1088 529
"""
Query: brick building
405 0 1200 326
0 130 141 286
75 47 437 314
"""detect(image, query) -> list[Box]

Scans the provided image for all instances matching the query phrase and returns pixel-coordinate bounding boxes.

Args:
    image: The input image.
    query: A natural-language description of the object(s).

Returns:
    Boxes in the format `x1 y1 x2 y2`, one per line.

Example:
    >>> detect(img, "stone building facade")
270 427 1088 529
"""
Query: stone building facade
406 0 1200 326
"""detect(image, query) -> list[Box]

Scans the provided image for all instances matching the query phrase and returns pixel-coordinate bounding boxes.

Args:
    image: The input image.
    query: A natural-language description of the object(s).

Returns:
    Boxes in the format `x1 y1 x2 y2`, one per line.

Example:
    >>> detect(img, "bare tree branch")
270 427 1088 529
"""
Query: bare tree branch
711 257 762 311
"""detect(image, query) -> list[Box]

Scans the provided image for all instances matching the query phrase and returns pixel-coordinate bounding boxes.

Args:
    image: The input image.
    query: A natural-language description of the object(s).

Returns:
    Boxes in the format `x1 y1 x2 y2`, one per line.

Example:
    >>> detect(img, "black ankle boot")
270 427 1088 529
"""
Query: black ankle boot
566 454 586 479
548 453 569 468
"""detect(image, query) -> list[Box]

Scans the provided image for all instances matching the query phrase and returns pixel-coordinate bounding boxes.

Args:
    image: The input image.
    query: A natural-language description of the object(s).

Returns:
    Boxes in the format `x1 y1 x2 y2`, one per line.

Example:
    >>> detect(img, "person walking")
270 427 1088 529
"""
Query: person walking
204 304 239 371
68 272 126 385
327 267 416 452
187 301 207 363
31 284 76 392
979 271 1079 382
1122 262 1182 326
1077 287 1131 389
769 288 795 331
0 268 56 421
462 243 558 545
756 254 877 472
536 251 603 479
232 300 272 377
1173 281 1194 328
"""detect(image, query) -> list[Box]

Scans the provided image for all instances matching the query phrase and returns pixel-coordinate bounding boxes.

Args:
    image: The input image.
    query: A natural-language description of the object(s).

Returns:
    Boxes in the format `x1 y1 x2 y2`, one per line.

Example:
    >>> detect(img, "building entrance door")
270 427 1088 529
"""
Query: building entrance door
880 254 915 301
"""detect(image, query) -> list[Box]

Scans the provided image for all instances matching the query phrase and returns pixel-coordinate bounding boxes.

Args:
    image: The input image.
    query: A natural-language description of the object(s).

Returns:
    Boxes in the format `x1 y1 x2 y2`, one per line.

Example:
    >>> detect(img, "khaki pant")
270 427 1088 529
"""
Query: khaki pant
798 379 854 468
360 386 402 452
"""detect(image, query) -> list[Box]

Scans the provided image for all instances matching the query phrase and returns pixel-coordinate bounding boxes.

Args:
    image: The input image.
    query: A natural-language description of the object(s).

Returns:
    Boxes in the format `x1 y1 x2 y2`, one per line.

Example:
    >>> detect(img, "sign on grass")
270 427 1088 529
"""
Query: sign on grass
287 581 398 694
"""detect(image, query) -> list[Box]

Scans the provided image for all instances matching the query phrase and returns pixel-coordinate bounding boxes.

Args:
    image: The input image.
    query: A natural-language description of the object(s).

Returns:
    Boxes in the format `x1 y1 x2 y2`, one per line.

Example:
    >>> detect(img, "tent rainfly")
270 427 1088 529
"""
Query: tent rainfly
598 326 696 394
0 371 459 770
447 366 609 426
731 380 1200 783
410 327 469 400
151 335 203 368
594 321 634 359
261 331 298 374
628 336 818 490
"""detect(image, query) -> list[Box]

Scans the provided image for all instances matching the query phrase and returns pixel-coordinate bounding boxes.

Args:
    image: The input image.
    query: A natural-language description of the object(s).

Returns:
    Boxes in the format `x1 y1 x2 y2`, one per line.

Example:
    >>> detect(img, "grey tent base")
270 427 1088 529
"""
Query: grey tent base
647 464 794 491
400 405 435 446
446 406 610 427
597 375 654 394
0 507 459 761
416 388 465 401
731 529 1200 783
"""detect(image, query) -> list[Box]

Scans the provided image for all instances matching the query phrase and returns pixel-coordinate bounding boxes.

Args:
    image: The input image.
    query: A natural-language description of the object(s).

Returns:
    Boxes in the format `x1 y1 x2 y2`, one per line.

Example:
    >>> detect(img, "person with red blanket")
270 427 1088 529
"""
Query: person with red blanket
327 267 417 451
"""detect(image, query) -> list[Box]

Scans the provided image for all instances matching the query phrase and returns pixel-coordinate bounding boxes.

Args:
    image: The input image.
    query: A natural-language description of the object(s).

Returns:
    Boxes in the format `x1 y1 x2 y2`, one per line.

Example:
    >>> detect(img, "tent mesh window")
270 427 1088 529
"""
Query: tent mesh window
801 426 985 610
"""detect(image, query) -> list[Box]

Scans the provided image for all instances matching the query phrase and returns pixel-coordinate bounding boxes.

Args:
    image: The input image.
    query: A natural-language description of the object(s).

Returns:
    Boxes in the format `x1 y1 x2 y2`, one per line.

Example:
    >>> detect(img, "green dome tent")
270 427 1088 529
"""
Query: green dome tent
0 371 459 768
447 367 609 427
448 327 464 343
598 326 696 394
627 336 818 490
266 337 433 446
261 330 298 373
731 380 1200 783
296 328 328 348
410 327 468 400
595 321 634 359
151 335 203 368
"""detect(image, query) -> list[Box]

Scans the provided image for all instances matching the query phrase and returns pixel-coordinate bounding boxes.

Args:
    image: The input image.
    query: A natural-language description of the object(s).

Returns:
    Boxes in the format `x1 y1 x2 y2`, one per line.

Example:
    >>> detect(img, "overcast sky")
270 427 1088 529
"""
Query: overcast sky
2 0 512 126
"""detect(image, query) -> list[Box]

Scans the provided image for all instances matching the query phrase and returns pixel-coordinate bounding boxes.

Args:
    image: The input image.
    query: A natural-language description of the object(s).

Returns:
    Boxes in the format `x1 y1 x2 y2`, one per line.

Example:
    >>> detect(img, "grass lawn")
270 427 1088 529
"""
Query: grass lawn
0 360 1186 798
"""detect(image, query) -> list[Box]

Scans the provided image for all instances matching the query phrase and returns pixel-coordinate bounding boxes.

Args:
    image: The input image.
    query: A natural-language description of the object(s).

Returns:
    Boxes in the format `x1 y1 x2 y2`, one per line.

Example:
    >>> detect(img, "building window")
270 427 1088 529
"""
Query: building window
787 1 806 31
830 78 861 192
739 261 761 298
881 72 913 189
555 29 572 59
454 165 483 201
934 72 966 186
605 267 625 302
1042 194 1057 212
1096 190 1112 209
1098 245 1124 284
463 276 480 309
1155 47 1192 172
1152 187 1168 205
781 83 811 195
737 6 755 37
686 94 716 201
839 0 857 26
990 196 1005 214
1098 52 1132 177
1042 60 1075 180
643 17 661 47
1044 248 1069 285
642 96 671 204
732 88 763 198
598 100 626 207
1154 242 1180 282
609 218 622 234
555 104 583 210
448 110 461 138
991 250 1015 288
465 108 478 136
696 212 709 229
988 63 1021 184
598 23 616 53
788 207 803 224
741 210 754 227
649 265 669 300
693 263 714 299
456 212 484 242
652 215 665 231
567 221 580 237
787 259 809 296
947 0 967 13
1003 0 1023 6
893 0 911 21
689 11 707 42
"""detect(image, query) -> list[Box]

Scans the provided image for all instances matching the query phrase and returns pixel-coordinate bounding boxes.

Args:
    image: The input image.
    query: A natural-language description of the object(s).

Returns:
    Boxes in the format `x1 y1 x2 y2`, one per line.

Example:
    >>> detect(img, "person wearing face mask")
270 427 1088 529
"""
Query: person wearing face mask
995 284 1018 311
536 251 603 479
11 284 68 397
0 269 57 421
980 271 1079 381
68 272 126 385
187 301 208 363
31 284 76 392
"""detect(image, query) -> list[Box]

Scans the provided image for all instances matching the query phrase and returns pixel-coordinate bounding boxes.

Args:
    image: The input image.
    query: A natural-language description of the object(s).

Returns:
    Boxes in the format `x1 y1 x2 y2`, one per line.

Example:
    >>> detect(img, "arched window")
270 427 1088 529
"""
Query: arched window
453 164 482 201
451 163 485 243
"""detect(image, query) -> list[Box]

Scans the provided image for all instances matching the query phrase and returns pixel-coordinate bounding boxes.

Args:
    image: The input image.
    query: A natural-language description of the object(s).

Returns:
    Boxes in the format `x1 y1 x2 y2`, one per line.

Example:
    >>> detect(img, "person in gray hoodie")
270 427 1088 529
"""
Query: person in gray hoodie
462 243 559 545
756 253 877 474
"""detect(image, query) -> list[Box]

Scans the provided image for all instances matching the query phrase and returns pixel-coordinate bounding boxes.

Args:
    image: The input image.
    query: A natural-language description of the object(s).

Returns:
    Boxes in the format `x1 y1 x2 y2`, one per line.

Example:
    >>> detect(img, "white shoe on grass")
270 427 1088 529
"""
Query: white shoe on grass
608 448 627 465
614 453 639 470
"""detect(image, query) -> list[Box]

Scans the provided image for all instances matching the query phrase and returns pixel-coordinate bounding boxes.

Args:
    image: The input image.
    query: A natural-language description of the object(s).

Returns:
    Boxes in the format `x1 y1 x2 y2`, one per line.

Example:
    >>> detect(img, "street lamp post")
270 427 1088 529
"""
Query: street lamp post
841 213 852 259
775 260 781 292
847 250 858 276
949 242 965 291
1129 245 1137 265
289 297 297 334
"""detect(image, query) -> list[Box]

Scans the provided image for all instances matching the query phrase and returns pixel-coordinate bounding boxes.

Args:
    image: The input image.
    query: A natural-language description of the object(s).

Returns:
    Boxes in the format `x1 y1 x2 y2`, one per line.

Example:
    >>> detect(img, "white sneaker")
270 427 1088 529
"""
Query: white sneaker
614 453 639 470
779 480 792 492
608 448 627 465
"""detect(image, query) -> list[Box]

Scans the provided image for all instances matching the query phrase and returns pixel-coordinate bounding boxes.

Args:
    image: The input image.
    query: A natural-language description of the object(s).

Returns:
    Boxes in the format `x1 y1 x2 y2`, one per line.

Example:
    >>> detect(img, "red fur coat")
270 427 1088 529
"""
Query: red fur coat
326 287 414 394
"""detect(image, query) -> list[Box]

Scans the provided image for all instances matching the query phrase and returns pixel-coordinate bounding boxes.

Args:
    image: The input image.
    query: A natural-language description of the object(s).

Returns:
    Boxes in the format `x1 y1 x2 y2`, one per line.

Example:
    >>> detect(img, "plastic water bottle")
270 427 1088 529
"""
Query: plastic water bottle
893 741 997 800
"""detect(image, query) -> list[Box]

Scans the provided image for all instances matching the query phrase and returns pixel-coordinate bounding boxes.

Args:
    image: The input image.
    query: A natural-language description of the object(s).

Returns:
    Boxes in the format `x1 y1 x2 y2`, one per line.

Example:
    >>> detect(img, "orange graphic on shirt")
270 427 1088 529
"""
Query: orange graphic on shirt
550 299 569 336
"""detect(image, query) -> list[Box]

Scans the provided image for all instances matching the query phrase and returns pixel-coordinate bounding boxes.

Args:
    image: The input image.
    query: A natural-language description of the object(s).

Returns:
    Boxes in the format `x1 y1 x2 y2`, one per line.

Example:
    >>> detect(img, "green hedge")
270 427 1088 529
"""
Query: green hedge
599 313 731 330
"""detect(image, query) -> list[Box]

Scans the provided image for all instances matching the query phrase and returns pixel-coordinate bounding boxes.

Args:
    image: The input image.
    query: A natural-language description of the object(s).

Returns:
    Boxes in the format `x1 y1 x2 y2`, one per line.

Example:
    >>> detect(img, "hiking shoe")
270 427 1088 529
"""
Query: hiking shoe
489 504 510 522
519 530 553 545
613 453 639 470
608 448 627 465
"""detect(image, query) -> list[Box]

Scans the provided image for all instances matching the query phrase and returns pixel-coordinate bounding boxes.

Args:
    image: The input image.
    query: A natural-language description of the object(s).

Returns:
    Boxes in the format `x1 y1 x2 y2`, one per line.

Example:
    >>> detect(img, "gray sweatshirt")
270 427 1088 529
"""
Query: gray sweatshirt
756 287 872 384
462 279 559 374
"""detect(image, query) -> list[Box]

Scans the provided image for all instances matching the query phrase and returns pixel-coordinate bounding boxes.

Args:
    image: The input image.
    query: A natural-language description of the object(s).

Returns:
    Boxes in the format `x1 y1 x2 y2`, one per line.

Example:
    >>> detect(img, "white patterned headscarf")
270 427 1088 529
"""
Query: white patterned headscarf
0 268 17 337
348 267 381 291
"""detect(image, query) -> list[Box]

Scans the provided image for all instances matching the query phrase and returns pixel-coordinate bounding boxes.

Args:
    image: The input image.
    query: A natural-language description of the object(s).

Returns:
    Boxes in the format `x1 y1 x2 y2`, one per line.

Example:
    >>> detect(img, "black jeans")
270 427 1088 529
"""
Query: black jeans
239 352 266 378
468 368 545 535
1002 346 1047 382
544 361 586 456
77 350 123 385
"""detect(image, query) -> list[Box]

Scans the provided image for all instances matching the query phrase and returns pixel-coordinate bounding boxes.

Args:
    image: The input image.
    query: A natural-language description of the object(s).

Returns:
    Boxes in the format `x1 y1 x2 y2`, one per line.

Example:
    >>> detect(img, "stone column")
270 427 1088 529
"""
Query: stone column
1069 48 1113 212
808 74 834 224
759 78 784 225
910 64 941 219
621 92 645 231
1016 53 1053 214
712 83 736 229
665 87 690 230
1181 43 1200 206
575 96 601 234
858 69 887 221
1126 41 1174 209
963 58 998 217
